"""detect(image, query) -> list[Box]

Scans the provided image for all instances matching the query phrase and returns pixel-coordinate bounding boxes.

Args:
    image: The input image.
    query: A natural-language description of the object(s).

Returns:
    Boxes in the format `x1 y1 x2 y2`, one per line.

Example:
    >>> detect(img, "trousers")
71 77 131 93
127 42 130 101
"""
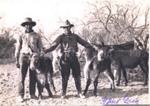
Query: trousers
59 52 82 96
18 53 36 97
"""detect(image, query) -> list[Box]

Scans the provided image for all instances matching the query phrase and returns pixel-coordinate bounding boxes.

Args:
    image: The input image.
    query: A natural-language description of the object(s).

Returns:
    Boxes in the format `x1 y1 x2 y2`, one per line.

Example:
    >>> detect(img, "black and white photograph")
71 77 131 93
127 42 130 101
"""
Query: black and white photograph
0 0 149 105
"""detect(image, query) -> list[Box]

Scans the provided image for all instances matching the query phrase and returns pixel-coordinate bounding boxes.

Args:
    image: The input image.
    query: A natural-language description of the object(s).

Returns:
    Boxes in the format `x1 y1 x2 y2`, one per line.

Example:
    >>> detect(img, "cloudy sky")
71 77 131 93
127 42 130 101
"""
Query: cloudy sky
0 0 149 34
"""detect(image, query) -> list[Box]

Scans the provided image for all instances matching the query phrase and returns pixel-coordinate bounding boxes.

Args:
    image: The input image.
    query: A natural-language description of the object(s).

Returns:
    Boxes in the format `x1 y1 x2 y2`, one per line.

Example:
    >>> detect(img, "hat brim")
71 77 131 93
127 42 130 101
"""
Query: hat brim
21 22 36 27
60 24 74 28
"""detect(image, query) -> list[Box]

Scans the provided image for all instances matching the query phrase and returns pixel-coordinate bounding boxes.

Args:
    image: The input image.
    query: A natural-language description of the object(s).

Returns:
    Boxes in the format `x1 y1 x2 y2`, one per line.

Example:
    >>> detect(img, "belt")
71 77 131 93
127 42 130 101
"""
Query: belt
63 51 76 53
22 53 30 55
63 51 76 55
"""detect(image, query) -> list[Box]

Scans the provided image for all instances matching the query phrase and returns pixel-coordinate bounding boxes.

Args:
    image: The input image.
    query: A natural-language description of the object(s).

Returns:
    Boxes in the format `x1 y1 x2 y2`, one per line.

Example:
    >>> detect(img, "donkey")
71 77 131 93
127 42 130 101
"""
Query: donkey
83 46 115 97
97 43 149 86
82 39 144 96
29 53 56 99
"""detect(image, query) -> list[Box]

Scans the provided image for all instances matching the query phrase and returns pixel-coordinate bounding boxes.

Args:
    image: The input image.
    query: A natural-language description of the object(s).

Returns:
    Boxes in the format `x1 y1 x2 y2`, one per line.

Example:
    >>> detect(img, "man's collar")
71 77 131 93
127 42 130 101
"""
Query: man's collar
63 31 72 36
25 30 34 33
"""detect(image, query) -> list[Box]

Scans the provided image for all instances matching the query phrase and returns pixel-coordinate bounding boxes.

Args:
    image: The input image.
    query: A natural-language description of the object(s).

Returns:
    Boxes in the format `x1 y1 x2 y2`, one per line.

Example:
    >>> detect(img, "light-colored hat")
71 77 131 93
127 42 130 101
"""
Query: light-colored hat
60 20 74 28
21 17 36 27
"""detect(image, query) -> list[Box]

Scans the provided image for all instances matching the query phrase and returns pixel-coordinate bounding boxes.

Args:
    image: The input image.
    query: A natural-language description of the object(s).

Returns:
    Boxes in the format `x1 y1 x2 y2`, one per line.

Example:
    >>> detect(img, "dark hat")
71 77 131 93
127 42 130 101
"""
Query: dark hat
60 20 74 28
21 17 36 27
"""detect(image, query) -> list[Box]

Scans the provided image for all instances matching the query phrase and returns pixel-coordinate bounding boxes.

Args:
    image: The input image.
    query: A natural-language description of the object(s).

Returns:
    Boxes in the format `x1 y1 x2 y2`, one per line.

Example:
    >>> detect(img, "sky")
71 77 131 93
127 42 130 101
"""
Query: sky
0 0 149 34
0 0 91 32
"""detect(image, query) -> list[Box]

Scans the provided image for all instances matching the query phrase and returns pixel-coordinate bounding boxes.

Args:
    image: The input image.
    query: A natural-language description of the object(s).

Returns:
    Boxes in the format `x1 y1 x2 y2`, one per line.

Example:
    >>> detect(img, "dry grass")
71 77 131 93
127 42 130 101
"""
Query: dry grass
0 58 149 106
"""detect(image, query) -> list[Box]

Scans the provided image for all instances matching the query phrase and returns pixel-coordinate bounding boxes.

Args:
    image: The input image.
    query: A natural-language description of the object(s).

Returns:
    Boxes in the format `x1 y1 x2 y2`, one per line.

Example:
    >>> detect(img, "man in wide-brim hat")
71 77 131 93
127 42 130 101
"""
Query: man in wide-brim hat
60 20 74 28
15 17 44 102
21 17 36 27
43 20 95 99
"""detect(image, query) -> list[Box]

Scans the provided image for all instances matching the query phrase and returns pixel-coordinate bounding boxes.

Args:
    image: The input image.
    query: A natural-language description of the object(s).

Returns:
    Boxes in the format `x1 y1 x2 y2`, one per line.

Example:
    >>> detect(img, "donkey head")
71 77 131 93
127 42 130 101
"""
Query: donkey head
133 37 144 50
92 42 110 61
29 53 41 70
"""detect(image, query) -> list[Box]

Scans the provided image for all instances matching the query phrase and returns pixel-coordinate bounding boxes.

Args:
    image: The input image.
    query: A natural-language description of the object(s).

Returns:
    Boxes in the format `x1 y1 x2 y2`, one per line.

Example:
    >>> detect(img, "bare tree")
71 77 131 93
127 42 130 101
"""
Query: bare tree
81 0 149 45
36 20 60 46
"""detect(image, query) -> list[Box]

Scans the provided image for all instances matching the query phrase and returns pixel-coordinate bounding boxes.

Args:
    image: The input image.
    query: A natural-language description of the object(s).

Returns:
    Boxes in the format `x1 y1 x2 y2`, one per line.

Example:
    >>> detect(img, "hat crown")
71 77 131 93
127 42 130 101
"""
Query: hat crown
60 20 74 28
24 17 33 22
65 20 71 25
21 17 36 27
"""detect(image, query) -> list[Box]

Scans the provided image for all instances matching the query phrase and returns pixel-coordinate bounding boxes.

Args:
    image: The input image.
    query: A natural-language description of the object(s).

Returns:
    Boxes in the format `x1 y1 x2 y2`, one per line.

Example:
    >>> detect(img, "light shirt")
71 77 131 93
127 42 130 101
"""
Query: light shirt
15 32 43 58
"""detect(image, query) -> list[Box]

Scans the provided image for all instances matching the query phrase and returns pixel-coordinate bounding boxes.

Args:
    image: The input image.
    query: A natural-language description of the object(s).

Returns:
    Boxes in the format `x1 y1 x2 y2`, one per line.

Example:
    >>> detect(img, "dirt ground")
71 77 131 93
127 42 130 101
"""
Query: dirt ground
0 58 149 106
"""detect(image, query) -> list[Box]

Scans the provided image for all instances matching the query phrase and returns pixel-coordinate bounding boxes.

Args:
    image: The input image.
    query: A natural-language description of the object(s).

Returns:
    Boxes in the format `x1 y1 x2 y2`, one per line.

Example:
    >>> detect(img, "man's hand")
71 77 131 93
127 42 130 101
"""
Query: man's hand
16 62 20 68
43 48 48 54
90 46 95 52
40 47 48 56
40 50 45 57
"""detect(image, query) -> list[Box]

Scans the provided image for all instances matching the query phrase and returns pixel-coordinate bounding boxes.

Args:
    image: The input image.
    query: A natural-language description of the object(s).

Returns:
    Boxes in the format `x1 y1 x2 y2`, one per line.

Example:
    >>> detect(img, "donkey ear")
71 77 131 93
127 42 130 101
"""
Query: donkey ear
110 46 114 49
101 42 105 47
109 46 115 52
108 47 114 56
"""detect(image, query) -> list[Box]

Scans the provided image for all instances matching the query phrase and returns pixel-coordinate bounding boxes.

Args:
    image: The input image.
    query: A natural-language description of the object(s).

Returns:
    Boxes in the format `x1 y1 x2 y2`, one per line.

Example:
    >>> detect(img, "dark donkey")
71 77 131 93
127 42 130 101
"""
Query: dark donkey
91 39 144 84
97 43 149 86
29 53 56 99
83 46 115 96
91 38 144 50
83 40 143 96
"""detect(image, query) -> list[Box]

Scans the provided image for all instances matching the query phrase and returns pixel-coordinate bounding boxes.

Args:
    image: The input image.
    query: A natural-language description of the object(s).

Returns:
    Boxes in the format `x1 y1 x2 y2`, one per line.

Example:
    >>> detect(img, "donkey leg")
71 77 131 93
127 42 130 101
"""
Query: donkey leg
140 61 148 86
48 73 56 94
50 79 56 94
122 67 128 86
83 78 91 96
104 71 115 91
113 69 118 85
116 66 121 86
45 83 53 97
52 56 58 73
93 77 99 96
37 83 43 99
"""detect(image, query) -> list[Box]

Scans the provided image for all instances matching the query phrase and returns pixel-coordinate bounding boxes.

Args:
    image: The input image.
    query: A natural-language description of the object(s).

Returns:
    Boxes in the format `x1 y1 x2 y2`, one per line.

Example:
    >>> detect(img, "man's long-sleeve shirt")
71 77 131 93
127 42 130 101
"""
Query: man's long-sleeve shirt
15 32 43 60
45 33 93 53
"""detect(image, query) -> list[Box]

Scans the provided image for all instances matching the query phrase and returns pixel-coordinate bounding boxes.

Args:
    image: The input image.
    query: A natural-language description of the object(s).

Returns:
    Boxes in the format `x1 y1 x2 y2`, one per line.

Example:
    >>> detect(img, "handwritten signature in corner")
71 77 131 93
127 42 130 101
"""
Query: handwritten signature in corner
102 93 139 106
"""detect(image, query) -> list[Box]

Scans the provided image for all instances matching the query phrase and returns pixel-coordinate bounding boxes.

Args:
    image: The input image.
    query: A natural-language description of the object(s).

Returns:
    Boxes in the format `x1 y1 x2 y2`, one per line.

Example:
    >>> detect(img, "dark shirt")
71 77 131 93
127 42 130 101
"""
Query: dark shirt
46 33 93 53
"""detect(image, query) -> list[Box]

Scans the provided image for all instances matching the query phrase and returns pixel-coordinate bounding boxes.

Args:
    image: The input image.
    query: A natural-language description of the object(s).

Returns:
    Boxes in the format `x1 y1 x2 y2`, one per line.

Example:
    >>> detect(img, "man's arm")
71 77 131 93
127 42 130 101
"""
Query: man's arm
15 35 22 68
77 35 94 49
44 35 62 53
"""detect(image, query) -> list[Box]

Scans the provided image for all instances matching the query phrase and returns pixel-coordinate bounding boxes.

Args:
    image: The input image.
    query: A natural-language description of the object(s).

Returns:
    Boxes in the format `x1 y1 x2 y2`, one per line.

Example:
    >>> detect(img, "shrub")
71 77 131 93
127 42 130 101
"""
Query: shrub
0 35 16 58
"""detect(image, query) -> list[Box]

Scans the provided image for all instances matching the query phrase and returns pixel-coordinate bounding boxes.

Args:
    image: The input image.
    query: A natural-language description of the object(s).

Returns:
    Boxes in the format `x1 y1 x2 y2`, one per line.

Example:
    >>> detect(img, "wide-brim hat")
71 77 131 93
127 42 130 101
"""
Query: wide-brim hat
60 20 74 28
21 17 36 27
